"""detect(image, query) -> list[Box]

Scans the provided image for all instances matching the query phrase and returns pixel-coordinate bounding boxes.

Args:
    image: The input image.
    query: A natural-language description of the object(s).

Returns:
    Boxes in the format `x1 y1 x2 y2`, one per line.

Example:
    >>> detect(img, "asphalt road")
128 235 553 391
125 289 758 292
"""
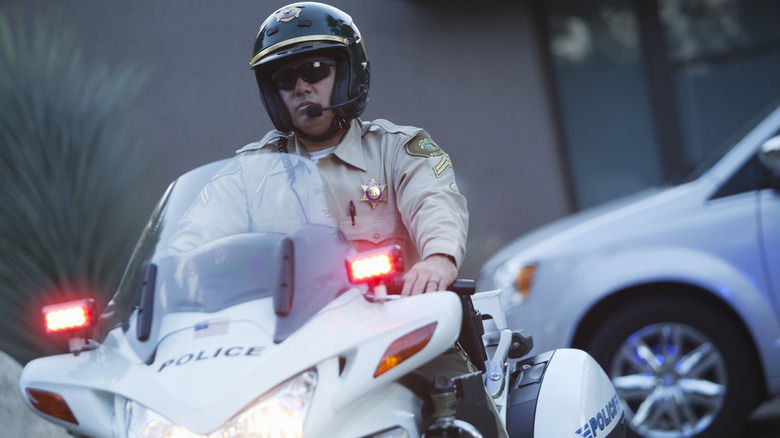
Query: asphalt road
735 399 780 437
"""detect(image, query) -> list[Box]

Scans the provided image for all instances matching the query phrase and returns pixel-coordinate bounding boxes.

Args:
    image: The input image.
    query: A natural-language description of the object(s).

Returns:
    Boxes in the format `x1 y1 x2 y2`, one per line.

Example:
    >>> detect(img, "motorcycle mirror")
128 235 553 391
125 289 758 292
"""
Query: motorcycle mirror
137 263 157 342
274 237 295 317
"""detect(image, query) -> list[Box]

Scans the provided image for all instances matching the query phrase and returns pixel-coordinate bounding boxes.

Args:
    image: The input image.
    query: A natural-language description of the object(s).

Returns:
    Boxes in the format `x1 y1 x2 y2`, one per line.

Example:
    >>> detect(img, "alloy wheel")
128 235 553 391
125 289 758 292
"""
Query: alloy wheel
608 322 727 438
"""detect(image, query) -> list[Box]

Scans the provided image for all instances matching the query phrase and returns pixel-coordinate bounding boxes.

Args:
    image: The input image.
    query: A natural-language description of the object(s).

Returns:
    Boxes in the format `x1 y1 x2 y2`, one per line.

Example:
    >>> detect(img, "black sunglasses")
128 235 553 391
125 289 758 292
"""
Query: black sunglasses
271 60 337 91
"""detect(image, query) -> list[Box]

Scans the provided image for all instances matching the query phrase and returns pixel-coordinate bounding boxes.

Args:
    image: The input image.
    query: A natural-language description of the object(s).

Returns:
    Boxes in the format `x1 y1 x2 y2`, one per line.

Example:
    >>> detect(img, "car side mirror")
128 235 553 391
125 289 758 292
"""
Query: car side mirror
759 135 780 190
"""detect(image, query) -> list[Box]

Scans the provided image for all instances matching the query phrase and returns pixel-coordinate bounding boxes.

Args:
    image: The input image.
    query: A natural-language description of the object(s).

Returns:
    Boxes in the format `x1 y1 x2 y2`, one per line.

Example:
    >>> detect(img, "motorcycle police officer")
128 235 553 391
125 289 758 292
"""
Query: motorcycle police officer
247 2 467 298
174 2 506 436
249 3 509 436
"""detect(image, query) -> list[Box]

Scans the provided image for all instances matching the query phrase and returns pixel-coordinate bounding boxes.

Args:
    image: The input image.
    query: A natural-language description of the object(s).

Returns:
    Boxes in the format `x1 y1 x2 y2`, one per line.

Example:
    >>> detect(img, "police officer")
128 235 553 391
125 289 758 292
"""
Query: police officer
247 3 505 437
247 2 467 298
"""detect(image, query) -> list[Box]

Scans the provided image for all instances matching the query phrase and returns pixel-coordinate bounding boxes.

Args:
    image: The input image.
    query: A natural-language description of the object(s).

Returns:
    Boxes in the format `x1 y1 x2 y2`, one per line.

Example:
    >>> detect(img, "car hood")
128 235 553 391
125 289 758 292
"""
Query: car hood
479 180 709 282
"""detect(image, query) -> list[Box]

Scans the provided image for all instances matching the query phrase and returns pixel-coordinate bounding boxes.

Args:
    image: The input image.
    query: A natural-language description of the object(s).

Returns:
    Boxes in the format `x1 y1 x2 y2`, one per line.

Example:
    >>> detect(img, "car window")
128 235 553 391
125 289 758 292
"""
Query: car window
710 153 764 200
679 102 780 185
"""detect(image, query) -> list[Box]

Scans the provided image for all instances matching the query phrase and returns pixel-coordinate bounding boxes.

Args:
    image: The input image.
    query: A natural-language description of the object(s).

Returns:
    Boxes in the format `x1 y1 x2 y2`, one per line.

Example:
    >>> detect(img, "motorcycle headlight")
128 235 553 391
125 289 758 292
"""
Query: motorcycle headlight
126 369 317 438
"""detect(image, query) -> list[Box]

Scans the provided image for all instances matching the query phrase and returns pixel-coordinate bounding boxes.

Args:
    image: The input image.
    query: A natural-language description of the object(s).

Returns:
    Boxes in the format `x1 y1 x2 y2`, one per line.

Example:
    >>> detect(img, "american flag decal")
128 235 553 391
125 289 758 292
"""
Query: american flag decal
194 319 230 338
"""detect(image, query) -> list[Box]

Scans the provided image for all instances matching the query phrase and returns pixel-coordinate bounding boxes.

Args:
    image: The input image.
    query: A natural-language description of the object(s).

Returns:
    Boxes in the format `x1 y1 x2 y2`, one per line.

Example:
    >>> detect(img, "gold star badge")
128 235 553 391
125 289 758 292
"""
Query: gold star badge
360 179 387 208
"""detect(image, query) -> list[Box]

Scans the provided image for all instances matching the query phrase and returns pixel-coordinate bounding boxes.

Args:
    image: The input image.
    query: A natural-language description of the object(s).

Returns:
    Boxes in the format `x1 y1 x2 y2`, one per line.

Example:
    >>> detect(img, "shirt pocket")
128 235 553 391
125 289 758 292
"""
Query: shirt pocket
339 214 406 246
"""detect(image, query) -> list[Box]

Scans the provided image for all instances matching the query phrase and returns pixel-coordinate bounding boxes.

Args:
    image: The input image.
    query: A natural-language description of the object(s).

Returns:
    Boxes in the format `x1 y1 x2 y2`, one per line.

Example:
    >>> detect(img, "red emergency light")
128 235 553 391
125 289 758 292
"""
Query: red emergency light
42 299 95 335
347 245 404 284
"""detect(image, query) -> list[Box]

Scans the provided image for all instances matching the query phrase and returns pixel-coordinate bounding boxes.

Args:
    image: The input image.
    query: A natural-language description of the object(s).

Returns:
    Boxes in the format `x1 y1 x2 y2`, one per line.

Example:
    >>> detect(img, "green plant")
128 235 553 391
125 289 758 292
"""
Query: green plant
0 11 152 363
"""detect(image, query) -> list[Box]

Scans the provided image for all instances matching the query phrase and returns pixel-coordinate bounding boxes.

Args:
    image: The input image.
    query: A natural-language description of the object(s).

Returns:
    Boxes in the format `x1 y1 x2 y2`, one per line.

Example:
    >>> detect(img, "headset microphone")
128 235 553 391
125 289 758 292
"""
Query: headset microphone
305 87 368 118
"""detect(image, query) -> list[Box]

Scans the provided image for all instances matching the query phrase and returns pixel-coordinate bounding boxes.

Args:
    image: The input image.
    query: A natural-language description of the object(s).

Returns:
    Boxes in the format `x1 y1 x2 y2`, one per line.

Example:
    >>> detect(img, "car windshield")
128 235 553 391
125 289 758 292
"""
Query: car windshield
677 100 780 184
97 153 354 362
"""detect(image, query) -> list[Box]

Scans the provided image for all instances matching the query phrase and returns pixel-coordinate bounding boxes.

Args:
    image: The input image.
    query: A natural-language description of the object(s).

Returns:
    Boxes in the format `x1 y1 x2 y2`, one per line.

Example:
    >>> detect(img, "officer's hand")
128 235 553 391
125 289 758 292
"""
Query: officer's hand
401 254 457 297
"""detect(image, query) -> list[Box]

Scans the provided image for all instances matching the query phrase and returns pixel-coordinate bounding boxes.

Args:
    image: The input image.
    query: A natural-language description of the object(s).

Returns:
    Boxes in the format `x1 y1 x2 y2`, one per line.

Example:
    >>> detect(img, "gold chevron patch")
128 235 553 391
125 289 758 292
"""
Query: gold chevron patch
433 156 452 178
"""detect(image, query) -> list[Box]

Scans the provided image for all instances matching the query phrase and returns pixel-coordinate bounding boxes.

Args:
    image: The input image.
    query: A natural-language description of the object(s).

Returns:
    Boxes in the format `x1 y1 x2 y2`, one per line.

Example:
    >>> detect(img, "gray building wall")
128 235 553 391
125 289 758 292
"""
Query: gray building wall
6 0 570 277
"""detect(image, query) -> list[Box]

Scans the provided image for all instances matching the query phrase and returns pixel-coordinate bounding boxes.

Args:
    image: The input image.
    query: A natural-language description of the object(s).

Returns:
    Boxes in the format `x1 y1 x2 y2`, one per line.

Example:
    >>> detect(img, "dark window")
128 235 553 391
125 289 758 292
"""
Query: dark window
711 153 762 199
537 0 780 209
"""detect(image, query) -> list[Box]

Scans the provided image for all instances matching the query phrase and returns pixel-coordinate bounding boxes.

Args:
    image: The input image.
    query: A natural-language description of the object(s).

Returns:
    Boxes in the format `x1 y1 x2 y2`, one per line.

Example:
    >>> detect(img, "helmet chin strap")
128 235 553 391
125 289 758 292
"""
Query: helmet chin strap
294 117 349 143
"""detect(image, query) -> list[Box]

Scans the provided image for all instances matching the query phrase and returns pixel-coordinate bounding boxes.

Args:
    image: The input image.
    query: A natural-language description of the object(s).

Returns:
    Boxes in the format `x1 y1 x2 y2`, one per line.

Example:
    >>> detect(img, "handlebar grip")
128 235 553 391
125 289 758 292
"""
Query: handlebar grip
387 278 476 296
449 279 476 296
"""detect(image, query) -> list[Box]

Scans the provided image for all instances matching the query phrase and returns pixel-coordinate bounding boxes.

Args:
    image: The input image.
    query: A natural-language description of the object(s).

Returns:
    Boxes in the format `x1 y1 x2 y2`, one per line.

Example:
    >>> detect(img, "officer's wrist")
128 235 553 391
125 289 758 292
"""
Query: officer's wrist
429 253 457 267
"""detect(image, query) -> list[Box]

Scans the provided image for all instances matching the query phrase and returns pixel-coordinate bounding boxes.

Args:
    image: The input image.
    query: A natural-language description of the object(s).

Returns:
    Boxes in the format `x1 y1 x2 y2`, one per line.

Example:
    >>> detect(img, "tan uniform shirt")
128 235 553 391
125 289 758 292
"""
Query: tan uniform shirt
236 118 469 268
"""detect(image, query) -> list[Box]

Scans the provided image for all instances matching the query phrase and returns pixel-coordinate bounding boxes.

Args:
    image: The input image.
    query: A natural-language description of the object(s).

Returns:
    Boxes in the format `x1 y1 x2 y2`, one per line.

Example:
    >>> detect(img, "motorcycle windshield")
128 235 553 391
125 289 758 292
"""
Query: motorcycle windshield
98 152 353 362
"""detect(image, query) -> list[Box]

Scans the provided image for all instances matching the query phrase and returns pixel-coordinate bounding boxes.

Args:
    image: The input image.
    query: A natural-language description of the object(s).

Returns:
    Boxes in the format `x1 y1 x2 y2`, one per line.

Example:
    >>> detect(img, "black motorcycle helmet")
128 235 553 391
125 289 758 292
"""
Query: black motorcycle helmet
250 2 370 133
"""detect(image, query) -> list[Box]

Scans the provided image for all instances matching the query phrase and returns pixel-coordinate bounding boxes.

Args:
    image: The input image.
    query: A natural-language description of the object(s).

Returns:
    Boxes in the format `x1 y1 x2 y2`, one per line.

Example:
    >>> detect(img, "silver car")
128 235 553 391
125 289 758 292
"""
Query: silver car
478 103 780 438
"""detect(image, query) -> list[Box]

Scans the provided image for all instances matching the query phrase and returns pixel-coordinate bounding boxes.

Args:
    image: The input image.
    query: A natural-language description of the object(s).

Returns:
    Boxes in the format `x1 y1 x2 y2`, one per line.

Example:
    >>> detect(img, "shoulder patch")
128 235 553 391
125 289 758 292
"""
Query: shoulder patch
197 184 212 206
196 159 241 206
406 134 445 158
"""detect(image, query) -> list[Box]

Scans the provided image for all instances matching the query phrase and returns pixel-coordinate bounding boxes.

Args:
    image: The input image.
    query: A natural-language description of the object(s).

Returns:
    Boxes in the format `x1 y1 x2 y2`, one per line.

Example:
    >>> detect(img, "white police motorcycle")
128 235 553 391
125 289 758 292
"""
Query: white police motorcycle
19 154 625 438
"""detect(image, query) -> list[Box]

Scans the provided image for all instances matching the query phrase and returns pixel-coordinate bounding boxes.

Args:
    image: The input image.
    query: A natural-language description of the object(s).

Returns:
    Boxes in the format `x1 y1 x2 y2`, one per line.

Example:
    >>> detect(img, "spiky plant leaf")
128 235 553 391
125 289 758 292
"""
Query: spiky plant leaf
0 12 153 363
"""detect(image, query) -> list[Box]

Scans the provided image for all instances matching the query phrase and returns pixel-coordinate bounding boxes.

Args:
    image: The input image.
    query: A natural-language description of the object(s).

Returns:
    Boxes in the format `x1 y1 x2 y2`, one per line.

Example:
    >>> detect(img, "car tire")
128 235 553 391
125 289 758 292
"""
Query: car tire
586 294 758 438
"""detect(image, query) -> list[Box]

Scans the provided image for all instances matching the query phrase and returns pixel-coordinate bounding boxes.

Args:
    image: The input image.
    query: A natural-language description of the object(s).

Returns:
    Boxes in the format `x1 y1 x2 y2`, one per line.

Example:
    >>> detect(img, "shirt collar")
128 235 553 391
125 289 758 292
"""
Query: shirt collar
331 119 367 171
236 119 367 171
235 130 288 154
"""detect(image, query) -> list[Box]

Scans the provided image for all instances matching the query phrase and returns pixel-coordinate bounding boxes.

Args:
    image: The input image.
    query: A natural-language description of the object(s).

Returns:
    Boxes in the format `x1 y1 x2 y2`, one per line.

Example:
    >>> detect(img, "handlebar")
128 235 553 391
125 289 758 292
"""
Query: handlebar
387 278 476 296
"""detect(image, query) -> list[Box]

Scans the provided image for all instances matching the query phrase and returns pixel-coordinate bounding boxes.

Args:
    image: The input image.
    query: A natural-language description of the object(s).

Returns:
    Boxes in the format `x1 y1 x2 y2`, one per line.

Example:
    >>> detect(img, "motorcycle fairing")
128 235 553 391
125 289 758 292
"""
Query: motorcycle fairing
19 288 462 435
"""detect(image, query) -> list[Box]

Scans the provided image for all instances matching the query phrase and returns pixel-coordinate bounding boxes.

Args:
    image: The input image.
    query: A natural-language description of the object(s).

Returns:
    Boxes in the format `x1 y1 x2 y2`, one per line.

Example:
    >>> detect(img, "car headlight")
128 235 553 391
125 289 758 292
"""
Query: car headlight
126 369 317 438
493 258 537 305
